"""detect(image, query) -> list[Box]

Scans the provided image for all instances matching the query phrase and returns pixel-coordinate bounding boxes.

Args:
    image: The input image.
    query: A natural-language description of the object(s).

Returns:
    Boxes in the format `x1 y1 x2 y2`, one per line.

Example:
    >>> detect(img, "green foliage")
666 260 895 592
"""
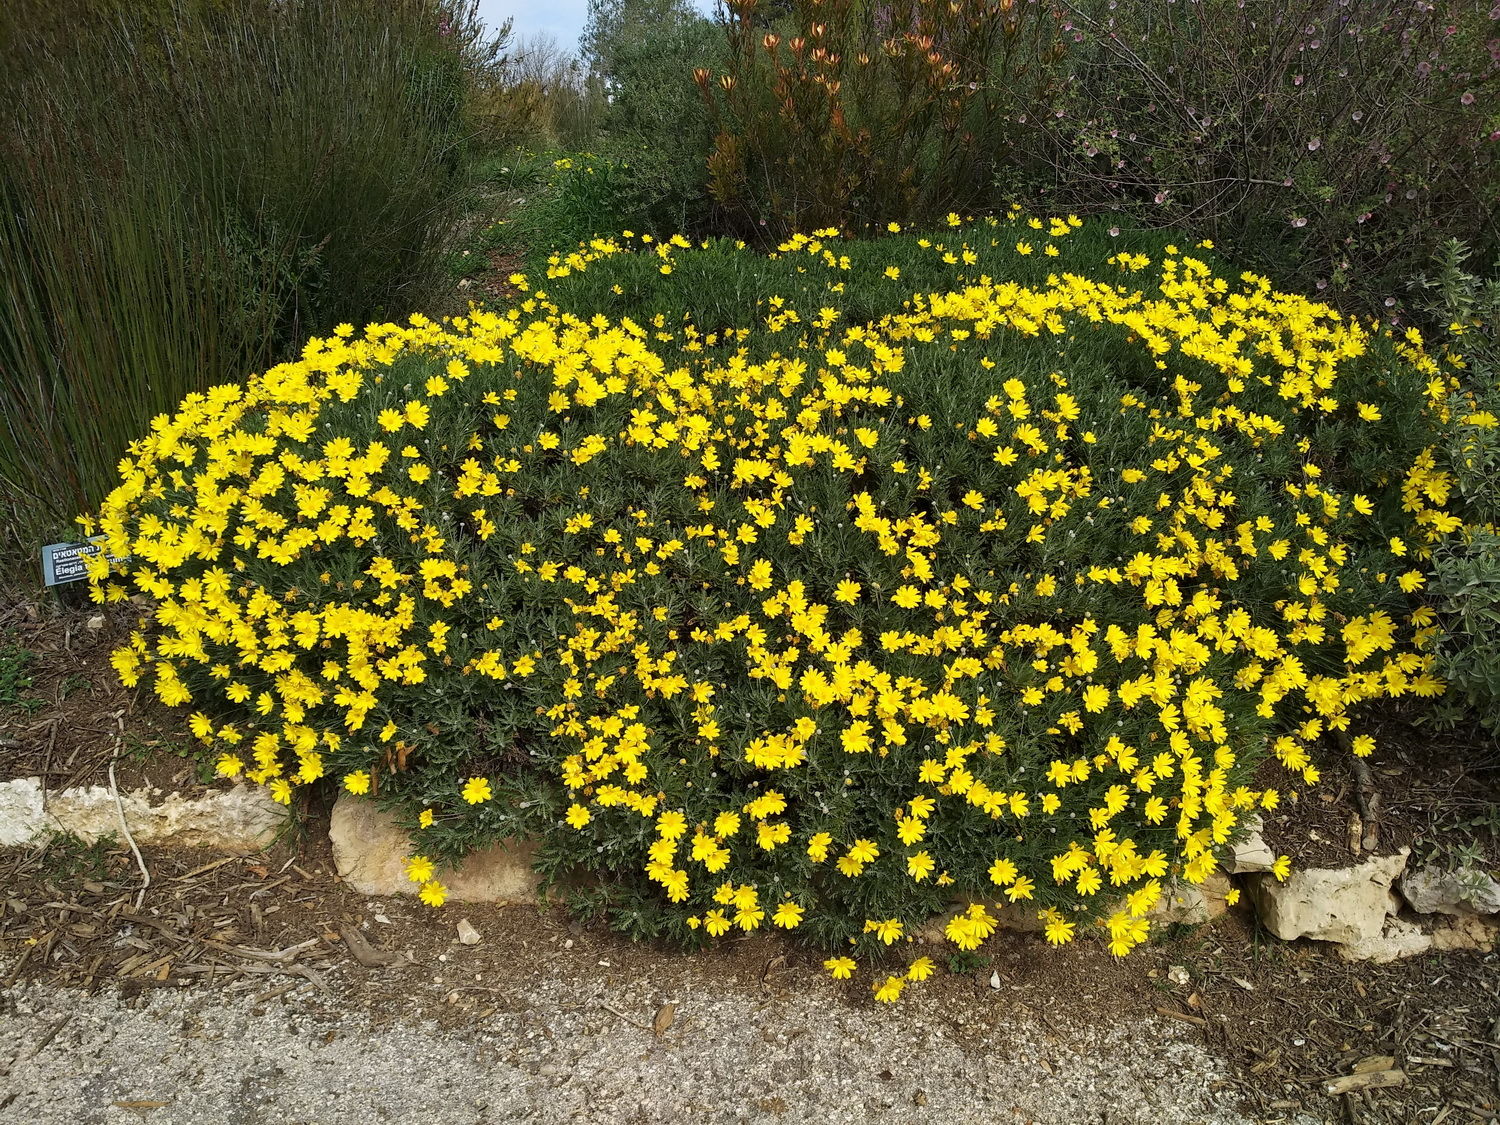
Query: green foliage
591 2 719 141
1413 240 1500 394
1413 806 1500 876
479 152 710 265
0 0 501 568
1428 530 1500 726
483 3 1496 316
0 641 38 712
582 0 722 233
35 831 119 883
945 949 987 975
464 2 719 247
534 214 1181 331
1412 240 1500 727
582 0 693 75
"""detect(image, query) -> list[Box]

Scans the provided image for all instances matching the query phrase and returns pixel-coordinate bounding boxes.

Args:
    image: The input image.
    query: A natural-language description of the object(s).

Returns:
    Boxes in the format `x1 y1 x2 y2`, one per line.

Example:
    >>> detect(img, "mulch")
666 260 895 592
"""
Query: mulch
0 837 345 1003
1255 709 1500 875
1 594 208 797
1159 916 1500 1124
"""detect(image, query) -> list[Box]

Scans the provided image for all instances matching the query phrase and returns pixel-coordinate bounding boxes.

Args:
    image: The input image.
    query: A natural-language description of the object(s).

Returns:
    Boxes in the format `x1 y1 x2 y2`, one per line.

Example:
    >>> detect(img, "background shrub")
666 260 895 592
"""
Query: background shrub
476 0 1491 312
474 154 677 264
469 34 606 153
1411 239 1500 726
1016 0 1500 313
460 2 721 263
585 0 723 234
0 0 502 566
697 0 1066 239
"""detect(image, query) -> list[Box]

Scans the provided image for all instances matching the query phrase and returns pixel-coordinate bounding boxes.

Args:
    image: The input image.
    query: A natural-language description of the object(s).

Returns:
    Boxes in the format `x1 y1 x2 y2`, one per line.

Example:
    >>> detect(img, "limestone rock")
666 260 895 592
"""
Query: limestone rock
329 793 539 904
1398 863 1500 916
913 911 953 944
1224 815 1276 874
993 900 1047 933
1151 873 1233 925
1202 871 1235 917
913 898 1043 944
1337 917 1433 964
1248 849 1408 946
0 778 46 847
1430 912 1499 953
0 776 284 852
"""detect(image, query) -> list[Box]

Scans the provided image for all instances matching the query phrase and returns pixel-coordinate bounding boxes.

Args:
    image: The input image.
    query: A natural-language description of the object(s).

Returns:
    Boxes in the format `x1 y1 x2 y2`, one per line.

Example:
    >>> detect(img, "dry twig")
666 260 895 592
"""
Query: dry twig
107 714 149 910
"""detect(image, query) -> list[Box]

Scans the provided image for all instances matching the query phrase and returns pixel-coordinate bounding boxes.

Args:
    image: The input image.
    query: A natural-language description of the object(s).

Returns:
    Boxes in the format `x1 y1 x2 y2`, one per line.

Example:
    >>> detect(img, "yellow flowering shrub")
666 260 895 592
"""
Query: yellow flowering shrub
85 215 1467 991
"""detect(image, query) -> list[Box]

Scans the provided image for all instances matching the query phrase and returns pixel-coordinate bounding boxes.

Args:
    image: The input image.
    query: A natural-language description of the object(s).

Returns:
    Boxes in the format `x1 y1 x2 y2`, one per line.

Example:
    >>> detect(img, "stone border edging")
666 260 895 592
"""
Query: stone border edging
0 776 286 853
4 782 1494 962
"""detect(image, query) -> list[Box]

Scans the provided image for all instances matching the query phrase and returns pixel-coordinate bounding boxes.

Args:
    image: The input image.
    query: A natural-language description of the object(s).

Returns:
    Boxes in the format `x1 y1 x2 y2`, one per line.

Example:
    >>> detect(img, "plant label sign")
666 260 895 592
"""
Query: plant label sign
40 538 125 587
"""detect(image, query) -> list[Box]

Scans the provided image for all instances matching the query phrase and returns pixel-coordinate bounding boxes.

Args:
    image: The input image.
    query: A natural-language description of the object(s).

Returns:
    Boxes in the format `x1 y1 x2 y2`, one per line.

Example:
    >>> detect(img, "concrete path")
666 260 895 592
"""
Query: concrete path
0 964 1262 1125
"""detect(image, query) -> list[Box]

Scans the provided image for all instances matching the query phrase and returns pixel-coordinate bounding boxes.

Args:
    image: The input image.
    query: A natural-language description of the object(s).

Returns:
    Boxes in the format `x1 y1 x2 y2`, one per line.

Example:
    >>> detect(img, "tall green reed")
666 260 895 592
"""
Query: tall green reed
0 0 501 571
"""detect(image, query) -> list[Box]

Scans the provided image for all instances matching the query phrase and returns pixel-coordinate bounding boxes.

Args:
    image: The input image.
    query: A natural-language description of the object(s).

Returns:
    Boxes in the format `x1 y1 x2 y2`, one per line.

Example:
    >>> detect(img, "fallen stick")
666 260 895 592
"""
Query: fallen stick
293 963 335 999
200 937 321 964
598 1000 653 1032
114 912 184 941
1154 1006 1209 1028
172 857 240 882
339 924 405 968
1322 1069 1405 1096
108 724 151 911
1336 731 1381 851
28 1014 70 1058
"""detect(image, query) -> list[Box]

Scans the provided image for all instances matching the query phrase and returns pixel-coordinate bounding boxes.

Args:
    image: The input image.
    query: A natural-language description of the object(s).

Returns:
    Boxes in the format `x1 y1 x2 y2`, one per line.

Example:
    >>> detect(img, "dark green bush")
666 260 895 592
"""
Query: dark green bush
1413 240 1500 727
586 0 724 234
90 220 1469 976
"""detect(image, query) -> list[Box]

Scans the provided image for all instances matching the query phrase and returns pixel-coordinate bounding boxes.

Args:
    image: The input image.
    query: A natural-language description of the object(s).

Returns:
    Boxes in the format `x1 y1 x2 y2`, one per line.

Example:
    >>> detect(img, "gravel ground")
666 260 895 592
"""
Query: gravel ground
0 965 1267 1125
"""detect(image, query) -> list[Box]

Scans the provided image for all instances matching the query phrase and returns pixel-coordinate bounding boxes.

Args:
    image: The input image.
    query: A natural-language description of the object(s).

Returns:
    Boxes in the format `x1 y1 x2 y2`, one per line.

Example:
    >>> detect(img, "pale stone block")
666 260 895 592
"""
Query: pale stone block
1248 849 1408 946
328 793 540 903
